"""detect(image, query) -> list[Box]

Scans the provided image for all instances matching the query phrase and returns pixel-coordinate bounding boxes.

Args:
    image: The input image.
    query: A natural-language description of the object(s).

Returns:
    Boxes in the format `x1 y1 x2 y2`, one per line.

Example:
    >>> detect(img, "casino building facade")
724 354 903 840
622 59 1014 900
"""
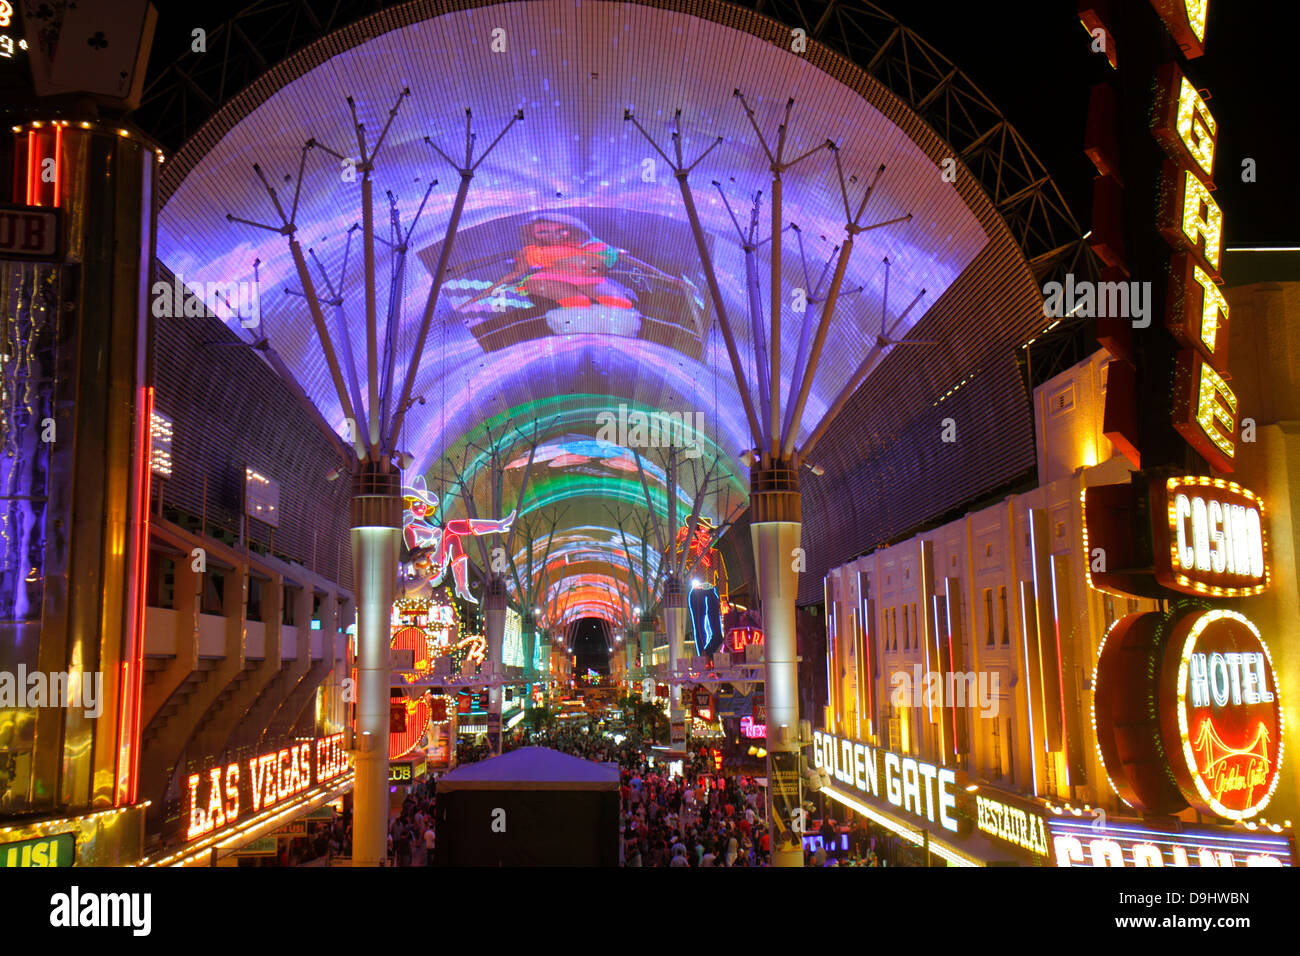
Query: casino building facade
817 278 1299 867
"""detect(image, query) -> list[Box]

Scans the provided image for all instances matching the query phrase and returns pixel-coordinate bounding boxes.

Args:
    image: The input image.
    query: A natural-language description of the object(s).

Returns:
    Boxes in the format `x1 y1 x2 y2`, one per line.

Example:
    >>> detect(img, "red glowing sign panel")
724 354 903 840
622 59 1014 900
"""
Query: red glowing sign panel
1160 609 1283 821
739 716 765 739
392 625 433 675
390 694 429 759
727 626 764 653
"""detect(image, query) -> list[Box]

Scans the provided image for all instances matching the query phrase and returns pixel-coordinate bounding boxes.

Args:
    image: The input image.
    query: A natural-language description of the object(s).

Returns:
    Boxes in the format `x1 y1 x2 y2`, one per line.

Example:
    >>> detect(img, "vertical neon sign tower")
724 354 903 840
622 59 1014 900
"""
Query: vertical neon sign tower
3 121 156 852
628 100 914 866
226 91 521 865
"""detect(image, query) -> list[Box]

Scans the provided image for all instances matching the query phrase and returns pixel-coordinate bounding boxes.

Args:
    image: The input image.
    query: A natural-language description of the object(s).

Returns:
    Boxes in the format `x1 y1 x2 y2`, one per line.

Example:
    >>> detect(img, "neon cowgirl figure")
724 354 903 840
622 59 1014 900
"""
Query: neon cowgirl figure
402 476 515 605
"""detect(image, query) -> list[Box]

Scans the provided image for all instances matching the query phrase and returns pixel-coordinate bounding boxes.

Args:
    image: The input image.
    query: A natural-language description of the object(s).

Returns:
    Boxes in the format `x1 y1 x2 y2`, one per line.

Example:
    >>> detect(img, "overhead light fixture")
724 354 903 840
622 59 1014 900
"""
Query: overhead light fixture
325 468 343 482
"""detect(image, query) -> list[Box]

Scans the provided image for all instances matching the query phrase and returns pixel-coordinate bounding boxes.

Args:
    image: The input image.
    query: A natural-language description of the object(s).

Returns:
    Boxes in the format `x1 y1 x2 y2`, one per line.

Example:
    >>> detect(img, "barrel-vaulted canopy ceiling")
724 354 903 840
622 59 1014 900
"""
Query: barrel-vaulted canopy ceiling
155 0 1023 627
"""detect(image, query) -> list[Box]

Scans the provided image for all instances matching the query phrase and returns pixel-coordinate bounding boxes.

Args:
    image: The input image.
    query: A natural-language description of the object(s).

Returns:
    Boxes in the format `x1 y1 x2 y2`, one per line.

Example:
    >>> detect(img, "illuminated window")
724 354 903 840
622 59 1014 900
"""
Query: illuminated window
983 589 994 646
999 587 1010 645
1004 718 1016 785
990 713 1001 780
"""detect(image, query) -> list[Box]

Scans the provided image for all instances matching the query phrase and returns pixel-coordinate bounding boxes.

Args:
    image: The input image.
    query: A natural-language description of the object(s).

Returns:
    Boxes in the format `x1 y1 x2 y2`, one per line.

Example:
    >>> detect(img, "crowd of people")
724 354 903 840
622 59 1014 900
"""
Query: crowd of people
519 727 773 867
387 781 438 866
262 716 909 867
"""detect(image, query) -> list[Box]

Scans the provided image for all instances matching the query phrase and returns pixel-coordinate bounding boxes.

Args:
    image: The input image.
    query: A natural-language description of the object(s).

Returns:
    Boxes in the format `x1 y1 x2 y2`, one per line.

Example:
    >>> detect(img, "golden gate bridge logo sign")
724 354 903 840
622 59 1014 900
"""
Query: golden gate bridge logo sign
1164 608 1283 822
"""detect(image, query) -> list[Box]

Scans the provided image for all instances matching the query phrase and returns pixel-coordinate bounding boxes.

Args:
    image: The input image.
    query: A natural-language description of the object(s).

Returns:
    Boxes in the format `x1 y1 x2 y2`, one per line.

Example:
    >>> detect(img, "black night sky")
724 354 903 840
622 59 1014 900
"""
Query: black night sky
571 618 612 676
870 0 1300 248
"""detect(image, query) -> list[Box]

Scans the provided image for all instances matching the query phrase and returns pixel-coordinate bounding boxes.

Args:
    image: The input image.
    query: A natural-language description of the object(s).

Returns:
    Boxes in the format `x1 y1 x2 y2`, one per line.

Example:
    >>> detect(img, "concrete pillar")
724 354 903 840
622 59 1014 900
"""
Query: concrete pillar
664 577 687 717
484 577 506 754
350 464 401 867
750 462 803 867
638 617 655 687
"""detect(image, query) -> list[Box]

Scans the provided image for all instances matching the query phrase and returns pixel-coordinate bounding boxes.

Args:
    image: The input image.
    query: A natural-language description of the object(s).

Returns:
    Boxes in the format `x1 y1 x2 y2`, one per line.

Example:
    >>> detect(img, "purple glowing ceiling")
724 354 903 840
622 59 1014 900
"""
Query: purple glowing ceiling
154 0 992 622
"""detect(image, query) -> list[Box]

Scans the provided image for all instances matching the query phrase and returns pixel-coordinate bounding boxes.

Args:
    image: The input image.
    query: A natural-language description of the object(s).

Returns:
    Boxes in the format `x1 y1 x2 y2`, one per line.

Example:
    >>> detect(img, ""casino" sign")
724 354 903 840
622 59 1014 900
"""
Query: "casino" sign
1151 476 1269 597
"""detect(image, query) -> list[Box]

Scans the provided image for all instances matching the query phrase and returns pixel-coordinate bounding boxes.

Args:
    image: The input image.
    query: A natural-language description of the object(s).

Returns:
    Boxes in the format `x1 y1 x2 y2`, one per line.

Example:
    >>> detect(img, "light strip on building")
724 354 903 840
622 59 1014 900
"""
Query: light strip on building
1018 582 1040 795
822 784 979 867
1048 553 1071 789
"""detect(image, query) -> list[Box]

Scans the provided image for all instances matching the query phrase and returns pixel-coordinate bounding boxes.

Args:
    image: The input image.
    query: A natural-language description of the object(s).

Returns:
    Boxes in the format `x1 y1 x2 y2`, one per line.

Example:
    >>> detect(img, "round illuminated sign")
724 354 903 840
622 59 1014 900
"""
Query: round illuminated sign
390 692 430 760
392 625 433 675
1092 612 1187 814
1159 609 1283 821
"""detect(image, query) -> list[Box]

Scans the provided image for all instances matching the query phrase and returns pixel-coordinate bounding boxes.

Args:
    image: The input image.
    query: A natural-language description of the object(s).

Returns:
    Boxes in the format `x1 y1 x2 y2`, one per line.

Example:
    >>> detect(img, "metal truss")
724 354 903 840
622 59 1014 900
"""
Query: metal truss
665 660 765 687
745 0 1101 375
134 0 399 151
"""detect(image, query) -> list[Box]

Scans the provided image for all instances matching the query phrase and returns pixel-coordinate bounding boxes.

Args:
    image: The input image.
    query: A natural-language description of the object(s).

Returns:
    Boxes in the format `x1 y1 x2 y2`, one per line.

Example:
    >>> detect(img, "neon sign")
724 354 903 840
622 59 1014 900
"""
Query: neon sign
1151 476 1269 597
1049 819 1289 868
975 795 1050 858
1166 609 1283 821
813 730 963 834
727 626 764 653
402 476 515 604
1150 3 1238 472
184 733 349 841
688 586 724 655
1094 606 1285 823
739 715 765 739
392 625 434 676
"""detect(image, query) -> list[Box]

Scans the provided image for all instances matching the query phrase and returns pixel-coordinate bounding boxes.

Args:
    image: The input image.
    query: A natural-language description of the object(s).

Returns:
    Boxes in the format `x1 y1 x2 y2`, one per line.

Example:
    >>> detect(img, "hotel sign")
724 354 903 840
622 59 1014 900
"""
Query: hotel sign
1049 818 1290 867
1151 476 1269 597
1162 609 1282 821
1093 606 1283 823
813 730 965 835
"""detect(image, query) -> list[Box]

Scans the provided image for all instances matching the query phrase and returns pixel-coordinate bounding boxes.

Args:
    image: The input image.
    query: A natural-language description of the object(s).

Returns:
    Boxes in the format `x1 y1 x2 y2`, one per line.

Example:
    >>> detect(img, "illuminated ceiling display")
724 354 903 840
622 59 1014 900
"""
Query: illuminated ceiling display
156 0 991 622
